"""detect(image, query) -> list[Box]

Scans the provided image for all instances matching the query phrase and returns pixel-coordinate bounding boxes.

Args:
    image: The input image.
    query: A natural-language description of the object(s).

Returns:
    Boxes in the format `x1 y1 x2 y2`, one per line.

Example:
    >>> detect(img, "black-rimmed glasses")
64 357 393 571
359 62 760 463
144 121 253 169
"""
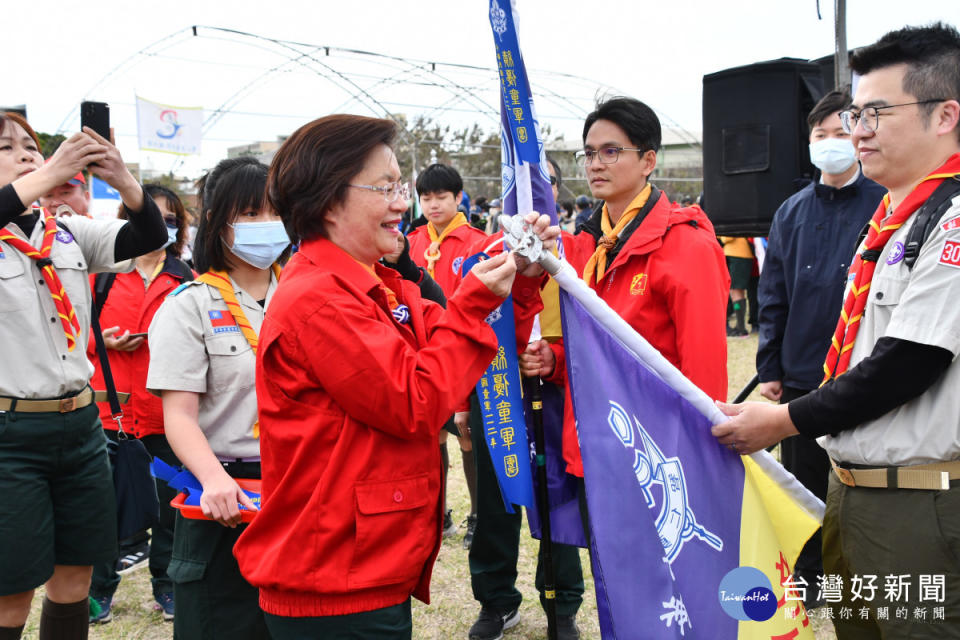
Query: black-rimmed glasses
574 145 646 166
839 100 946 134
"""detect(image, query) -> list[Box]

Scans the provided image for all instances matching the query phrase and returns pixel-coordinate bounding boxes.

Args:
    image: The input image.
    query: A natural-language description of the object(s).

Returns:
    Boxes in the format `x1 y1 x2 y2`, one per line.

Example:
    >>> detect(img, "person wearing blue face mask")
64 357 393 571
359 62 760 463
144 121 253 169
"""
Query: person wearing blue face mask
146 157 288 640
755 88 886 609
86 183 195 624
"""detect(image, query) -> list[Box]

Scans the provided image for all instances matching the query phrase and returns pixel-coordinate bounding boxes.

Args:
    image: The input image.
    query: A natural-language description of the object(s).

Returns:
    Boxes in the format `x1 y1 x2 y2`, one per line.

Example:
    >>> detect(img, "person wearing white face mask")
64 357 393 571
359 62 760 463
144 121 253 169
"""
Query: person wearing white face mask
754 88 886 608
146 157 288 640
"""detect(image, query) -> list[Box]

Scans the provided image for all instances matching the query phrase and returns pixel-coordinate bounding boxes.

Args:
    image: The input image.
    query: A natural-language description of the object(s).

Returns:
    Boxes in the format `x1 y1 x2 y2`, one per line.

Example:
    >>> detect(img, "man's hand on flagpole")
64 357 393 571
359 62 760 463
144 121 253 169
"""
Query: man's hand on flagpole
710 401 799 455
519 339 556 378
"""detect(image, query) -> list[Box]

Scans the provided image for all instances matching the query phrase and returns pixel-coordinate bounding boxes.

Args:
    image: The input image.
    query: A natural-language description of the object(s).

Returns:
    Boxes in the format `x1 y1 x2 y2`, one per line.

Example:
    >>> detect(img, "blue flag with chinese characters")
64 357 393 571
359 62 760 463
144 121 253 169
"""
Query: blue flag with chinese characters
464 253 534 513
560 289 819 639
488 0 557 226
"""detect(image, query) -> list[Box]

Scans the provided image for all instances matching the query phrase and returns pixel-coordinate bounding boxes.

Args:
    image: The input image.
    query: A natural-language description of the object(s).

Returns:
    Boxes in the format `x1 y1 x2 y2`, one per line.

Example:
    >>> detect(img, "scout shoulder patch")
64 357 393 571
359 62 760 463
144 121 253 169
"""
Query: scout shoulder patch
939 239 960 269
942 215 960 233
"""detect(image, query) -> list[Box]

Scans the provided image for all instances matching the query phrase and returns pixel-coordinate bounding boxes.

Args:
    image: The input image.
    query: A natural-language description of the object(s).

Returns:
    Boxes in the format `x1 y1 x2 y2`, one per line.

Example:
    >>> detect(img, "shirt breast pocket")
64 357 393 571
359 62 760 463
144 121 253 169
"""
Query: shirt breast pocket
869 274 908 309
205 335 255 393
0 257 28 313
51 244 90 311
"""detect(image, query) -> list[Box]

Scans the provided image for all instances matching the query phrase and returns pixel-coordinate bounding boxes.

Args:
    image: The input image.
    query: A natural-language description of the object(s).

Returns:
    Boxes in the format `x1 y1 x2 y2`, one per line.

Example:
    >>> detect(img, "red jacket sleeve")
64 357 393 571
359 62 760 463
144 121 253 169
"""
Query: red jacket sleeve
653 227 730 401
291 272 505 439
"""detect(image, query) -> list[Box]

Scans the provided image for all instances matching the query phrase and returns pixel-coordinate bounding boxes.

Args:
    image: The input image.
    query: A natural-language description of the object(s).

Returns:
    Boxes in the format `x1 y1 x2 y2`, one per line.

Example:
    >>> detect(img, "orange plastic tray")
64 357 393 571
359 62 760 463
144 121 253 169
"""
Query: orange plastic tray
170 478 261 523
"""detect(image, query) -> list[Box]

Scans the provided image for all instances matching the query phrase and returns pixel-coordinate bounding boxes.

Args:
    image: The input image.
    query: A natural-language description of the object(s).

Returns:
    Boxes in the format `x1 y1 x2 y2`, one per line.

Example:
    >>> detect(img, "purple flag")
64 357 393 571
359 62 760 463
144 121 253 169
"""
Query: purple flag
560 289 744 639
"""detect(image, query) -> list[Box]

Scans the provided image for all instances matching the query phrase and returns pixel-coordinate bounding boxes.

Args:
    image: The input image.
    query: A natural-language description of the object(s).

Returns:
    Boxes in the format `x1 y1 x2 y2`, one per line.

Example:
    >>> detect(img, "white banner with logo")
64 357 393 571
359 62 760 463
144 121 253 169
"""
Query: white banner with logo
135 96 203 155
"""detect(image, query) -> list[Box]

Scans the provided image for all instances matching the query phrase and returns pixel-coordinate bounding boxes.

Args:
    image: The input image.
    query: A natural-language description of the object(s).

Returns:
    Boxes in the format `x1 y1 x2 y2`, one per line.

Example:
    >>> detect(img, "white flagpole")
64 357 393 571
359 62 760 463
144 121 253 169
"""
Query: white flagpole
499 215 825 520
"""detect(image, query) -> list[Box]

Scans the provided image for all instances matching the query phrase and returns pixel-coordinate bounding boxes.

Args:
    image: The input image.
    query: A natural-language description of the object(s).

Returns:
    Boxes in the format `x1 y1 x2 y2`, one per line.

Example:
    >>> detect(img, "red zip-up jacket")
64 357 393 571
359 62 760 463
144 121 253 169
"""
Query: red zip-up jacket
234 237 542 617
547 192 730 476
88 255 194 436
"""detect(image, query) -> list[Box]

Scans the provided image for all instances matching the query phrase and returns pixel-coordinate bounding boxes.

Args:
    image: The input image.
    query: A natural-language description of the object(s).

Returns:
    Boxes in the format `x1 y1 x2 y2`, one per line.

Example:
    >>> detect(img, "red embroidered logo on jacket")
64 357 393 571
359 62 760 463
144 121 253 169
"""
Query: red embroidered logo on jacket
939 240 960 269
629 272 648 296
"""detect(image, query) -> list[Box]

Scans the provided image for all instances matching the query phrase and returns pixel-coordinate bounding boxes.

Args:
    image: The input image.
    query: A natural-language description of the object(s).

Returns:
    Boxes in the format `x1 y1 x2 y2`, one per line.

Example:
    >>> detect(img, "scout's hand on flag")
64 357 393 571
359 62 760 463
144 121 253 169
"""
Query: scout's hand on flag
519 339 555 379
200 470 260 528
711 401 800 455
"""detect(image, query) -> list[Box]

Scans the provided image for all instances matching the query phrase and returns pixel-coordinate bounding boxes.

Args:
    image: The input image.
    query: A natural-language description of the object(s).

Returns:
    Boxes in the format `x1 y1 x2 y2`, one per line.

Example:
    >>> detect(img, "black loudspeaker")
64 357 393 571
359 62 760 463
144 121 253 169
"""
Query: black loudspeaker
702 58 825 237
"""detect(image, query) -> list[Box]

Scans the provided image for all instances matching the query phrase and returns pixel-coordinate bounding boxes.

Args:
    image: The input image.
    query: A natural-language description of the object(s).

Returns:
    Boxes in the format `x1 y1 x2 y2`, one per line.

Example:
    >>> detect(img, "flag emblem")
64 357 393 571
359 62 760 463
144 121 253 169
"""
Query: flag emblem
208 310 239 334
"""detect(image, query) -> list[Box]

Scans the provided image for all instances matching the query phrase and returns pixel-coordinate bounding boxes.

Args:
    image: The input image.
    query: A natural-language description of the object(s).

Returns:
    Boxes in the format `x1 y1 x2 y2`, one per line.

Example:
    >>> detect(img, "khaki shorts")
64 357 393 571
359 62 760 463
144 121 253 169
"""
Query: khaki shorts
0 404 117 595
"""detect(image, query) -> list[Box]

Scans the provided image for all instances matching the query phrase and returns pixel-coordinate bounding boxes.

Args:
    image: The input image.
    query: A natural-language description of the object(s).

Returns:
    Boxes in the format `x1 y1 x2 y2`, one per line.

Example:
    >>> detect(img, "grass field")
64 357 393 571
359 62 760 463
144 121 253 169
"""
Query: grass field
22 333 836 639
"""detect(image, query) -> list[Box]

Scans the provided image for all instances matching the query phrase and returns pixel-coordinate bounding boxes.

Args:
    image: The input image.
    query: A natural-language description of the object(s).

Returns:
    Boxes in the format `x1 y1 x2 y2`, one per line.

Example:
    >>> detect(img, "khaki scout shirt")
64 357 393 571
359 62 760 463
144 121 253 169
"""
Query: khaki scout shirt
0 214 130 399
820 195 960 466
146 273 277 460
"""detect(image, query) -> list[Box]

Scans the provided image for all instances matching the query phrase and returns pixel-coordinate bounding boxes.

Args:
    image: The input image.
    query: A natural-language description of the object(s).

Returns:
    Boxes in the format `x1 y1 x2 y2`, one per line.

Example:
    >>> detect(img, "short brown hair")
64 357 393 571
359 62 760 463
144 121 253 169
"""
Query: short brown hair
268 115 397 243
0 112 41 149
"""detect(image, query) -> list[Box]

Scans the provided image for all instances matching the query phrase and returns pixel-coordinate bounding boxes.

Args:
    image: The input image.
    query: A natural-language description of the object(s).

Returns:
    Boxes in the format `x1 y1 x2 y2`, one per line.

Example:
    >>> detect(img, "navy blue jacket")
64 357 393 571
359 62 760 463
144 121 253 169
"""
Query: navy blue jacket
757 171 886 390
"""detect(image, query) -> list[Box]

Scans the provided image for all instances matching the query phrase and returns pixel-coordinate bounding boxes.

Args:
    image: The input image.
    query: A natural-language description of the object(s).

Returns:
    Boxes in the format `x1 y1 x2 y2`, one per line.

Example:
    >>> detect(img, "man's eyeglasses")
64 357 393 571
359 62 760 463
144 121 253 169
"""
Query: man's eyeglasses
348 181 410 203
574 145 645 166
839 99 946 134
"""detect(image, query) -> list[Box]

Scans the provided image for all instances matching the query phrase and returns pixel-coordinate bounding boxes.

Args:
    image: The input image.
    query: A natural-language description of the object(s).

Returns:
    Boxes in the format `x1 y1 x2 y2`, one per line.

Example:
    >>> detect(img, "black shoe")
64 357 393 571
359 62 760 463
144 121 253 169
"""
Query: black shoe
555 614 580 640
116 541 150 575
469 606 520 640
463 514 478 550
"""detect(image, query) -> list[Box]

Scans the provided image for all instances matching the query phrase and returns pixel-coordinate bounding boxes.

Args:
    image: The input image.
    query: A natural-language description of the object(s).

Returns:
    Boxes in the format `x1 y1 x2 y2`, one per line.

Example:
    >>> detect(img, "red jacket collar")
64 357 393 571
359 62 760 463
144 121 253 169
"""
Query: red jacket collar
409 221 476 243
296 236 406 299
606 193 716 272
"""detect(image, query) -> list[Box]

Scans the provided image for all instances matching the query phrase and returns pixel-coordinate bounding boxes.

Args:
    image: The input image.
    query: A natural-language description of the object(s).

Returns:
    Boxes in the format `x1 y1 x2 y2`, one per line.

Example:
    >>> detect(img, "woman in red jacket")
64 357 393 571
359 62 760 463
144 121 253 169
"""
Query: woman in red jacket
233 114 556 639
87 184 193 623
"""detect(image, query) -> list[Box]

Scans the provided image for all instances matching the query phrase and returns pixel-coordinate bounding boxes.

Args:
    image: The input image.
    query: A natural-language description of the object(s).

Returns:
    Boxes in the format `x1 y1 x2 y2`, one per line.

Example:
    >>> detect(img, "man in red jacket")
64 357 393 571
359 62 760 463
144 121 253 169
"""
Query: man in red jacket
522 96 729 491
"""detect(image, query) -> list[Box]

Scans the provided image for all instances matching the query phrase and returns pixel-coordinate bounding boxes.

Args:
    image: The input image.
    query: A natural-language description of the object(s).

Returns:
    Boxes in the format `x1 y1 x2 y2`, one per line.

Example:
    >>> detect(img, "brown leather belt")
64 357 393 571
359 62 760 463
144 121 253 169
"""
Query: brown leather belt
0 388 130 413
830 457 960 491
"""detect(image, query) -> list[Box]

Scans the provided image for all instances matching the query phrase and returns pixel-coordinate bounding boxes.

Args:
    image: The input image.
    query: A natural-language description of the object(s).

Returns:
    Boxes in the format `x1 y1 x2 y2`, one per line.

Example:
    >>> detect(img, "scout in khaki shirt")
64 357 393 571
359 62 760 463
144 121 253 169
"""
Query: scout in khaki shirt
146 157 288 640
710 24 960 638
0 112 166 639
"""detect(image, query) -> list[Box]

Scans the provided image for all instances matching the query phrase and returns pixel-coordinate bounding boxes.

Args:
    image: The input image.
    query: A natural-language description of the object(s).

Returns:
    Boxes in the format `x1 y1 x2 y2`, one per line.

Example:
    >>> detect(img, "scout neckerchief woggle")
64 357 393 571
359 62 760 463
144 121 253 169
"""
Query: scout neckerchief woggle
0 208 81 350
354 259 410 324
195 264 282 437
424 212 469 277
581 183 651 286
821 153 960 383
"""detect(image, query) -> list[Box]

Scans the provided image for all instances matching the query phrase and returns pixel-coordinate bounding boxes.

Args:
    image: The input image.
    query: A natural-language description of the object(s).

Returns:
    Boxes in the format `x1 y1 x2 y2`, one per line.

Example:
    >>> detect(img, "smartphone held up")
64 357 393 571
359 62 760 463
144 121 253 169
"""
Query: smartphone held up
80 101 110 142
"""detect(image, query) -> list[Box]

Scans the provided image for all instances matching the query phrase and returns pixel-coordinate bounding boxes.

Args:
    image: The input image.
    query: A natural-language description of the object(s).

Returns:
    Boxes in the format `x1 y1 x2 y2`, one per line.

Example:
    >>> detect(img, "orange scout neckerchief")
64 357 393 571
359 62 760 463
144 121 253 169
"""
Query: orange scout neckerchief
196 265 281 437
0 208 81 351
424 212 469 278
821 154 960 384
354 258 400 309
582 183 652 286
